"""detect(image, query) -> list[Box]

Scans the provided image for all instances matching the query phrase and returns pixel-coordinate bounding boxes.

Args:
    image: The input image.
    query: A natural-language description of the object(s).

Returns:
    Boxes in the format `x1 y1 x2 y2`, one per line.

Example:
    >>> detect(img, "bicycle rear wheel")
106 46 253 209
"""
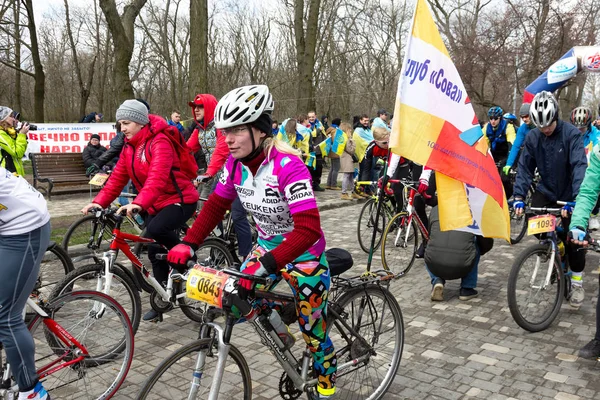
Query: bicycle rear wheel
51 262 142 334
137 338 251 399
327 285 404 399
381 212 418 277
357 199 388 253
507 243 564 332
28 290 134 400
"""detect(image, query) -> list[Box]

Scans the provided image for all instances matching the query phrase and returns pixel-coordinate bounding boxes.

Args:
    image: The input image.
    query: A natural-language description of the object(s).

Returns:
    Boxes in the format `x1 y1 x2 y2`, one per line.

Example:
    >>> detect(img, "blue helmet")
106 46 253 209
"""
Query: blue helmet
488 106 503 118
503 113 517 123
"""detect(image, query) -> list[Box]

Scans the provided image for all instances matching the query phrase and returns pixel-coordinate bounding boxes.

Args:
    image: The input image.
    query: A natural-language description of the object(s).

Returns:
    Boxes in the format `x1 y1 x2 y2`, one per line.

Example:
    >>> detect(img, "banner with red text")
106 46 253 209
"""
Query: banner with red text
24 123 117 157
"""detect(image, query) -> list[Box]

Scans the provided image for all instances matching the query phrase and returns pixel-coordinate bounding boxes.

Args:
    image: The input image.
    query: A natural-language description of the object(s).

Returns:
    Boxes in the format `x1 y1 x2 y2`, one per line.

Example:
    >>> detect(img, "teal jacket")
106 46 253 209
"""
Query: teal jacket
571 144 600 229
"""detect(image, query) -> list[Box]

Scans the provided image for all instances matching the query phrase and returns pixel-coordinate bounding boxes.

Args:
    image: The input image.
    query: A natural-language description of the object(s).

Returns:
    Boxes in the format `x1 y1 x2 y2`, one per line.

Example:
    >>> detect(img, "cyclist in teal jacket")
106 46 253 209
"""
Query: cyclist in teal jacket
569 143 600 359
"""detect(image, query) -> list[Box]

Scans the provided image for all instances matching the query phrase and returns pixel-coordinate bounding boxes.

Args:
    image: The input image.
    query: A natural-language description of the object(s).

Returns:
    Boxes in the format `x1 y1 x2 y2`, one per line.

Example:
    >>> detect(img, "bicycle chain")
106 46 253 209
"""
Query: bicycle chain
278 372 302 400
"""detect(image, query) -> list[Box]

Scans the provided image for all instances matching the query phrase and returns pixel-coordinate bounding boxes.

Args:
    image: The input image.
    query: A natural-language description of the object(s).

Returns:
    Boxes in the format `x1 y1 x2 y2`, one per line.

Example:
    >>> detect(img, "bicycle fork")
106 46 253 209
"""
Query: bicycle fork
530 241 557 290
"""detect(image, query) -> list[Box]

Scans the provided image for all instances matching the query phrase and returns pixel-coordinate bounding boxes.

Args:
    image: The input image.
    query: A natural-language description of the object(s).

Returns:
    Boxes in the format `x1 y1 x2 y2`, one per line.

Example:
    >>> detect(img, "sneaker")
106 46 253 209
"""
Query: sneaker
359 192 370 198
590 216 600 231
313 185 325 192
143 309 162 321
340 193 352 200
431 280 444 301
578 339 600 359
351 192 362 200
459 288 478 301
20 381 50 400
570 285 585 308
330 186 341 191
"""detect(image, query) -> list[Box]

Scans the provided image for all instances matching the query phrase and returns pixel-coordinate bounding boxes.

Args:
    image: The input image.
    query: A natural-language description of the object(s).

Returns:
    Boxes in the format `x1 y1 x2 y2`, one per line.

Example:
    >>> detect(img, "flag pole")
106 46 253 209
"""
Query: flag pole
365 148 391 273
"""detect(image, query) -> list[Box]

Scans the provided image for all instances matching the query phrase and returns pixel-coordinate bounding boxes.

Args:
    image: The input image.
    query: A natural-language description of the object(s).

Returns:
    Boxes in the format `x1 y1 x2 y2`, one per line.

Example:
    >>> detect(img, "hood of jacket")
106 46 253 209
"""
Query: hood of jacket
126 114 171 147
190 94 218 130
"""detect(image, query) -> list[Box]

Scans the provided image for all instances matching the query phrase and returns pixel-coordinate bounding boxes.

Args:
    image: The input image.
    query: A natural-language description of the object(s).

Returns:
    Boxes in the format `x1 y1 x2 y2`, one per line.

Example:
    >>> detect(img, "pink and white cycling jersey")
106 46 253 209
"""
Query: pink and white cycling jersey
215 148 325 260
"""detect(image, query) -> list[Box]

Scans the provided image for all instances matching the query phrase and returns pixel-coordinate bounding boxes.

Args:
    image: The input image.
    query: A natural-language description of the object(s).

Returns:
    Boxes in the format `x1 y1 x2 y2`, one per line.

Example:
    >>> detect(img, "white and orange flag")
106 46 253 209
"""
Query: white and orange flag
389 0 510 241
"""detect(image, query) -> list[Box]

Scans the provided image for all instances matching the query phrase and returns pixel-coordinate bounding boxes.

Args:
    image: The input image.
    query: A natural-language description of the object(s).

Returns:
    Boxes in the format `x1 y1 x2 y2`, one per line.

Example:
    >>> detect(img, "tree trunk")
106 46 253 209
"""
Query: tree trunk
189 0 208 98
24 0 44 122
13 1 21 113
99 0 148 104
294 0 321 112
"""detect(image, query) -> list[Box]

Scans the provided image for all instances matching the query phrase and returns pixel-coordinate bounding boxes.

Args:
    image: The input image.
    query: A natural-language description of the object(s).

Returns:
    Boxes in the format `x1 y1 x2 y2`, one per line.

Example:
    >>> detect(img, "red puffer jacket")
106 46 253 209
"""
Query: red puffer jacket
94 114 199 214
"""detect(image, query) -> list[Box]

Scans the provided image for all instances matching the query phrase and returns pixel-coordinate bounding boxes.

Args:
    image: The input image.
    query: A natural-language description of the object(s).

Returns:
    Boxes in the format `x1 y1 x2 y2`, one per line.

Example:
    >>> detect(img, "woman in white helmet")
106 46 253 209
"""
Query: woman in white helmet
168 85 337 398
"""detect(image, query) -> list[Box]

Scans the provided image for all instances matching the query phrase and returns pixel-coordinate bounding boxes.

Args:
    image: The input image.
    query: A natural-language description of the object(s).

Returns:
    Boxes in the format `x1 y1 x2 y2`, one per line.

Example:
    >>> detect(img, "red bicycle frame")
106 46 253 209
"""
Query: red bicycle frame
404 187 430 241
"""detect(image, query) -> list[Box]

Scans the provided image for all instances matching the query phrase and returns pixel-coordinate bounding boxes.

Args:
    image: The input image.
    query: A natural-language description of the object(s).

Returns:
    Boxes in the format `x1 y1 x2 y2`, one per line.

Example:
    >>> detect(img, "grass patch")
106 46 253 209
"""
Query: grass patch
49 214 81 245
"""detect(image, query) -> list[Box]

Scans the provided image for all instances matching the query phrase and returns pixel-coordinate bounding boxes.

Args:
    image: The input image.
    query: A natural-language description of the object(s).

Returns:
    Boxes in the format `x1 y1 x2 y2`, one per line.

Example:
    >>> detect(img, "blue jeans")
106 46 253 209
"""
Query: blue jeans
426 243 480 289
0 222 51 391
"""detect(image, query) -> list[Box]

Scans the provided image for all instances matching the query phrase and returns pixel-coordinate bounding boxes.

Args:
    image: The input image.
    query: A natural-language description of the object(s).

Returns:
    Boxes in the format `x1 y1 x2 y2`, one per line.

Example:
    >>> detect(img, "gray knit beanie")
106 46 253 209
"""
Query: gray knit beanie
0 106 13 121
116 99 149 125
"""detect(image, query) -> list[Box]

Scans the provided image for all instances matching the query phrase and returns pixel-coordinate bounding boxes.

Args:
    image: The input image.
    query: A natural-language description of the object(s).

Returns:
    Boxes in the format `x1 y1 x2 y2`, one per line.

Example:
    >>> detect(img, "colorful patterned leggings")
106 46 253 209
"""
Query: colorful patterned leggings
241 246 337 393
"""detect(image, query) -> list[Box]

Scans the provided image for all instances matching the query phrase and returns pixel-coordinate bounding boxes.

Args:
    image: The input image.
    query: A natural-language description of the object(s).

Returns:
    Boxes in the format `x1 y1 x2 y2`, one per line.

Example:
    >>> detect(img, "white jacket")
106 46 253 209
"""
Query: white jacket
0 167 49 235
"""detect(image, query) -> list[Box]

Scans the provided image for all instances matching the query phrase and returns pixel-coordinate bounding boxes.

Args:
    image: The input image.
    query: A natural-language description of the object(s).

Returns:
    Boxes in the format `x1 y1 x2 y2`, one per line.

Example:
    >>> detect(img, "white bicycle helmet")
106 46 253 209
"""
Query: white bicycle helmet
570 106 593 128
530 91 558 129
215 85 273 129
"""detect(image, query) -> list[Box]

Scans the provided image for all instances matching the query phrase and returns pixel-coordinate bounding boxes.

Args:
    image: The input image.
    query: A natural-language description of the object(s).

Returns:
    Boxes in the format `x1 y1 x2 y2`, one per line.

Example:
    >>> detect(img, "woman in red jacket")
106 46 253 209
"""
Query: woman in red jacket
81 99 199 320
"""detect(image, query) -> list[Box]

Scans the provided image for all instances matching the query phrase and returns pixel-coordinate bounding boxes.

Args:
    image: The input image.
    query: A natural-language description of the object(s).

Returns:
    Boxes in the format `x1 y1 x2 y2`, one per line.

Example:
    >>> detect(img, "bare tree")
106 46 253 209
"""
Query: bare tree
292 0 321 111
99 0 148 104
189 0 208 97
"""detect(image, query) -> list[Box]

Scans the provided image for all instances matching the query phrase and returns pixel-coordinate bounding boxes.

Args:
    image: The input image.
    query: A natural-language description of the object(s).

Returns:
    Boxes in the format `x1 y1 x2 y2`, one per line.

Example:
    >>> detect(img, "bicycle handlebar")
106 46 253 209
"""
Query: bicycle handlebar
154 253 272 286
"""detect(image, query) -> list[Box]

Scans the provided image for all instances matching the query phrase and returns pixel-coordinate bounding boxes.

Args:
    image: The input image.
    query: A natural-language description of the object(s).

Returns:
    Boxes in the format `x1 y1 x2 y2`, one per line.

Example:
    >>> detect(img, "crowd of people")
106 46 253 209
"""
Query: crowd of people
6 84 600 399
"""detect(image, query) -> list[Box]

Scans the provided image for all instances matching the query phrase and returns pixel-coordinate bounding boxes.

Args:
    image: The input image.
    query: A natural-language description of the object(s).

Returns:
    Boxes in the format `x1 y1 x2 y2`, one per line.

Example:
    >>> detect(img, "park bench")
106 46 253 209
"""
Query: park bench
31 152 92 199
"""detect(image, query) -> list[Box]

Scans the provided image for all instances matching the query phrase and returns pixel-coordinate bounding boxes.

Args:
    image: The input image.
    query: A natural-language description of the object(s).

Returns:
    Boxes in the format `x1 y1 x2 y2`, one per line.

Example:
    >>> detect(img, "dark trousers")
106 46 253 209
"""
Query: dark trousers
146 203 197 286
310 155 324 188
530 191 585 273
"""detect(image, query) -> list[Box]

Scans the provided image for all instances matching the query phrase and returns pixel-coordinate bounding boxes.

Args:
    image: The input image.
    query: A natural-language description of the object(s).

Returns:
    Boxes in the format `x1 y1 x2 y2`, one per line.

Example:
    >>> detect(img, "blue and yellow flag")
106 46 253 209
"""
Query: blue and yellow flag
305 152 316 169
330 128 347 156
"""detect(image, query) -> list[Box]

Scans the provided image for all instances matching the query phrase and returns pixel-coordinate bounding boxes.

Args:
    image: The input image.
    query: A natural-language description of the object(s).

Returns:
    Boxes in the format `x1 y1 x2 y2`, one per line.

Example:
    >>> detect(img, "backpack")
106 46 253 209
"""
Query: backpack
148 123 199 181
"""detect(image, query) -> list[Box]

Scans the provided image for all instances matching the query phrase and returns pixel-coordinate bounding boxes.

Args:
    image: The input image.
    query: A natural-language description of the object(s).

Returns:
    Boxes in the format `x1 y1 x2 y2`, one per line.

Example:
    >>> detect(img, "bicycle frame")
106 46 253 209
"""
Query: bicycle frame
97 212 173 304
1 298 89 396
192 278 389 400
403 187 430 242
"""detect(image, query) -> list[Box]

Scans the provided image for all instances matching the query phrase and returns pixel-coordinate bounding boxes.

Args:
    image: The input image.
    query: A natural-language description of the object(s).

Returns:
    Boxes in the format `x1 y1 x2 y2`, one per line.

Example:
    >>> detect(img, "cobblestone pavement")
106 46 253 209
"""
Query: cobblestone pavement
47 192 600 400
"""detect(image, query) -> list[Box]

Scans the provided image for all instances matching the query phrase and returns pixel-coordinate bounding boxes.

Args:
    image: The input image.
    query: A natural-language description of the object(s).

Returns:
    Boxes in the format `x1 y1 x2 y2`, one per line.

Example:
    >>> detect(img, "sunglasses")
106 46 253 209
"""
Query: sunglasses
489 117 500 121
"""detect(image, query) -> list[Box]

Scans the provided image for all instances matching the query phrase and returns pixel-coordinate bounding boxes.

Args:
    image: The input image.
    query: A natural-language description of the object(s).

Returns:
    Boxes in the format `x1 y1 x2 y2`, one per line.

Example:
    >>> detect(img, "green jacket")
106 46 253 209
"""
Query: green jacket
0 128 27 176
571 143 600 229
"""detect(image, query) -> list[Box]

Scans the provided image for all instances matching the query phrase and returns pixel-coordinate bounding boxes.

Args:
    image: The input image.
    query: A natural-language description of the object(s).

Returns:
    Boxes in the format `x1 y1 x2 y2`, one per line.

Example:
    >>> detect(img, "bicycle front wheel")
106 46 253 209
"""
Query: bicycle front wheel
178 239 235 322
507 243 564 332
51 262 142 334
357 199 388 253
137 338 252 399
28 290 134 400
381 212 418 277
328 285 404 399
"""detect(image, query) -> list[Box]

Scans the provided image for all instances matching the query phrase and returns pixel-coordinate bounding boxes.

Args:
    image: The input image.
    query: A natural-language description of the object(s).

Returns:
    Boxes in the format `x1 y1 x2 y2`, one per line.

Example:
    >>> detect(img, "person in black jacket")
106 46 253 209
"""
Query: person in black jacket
426 205 494 302
83 134 112 175
513 90 588 309
80 112 103 123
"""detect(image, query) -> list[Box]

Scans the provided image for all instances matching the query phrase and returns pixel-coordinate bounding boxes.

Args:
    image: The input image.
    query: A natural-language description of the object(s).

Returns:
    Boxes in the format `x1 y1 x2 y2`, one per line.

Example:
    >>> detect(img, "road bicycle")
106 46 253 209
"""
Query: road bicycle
355 180 396 253
51 207 235 332
506 201 576 332
381 179 430 277
0 290 134 399
137 255 404 399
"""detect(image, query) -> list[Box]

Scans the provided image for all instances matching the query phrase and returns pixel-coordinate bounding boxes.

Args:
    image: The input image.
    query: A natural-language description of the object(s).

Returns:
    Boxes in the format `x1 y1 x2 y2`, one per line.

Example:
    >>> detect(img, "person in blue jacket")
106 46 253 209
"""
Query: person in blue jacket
503 103 535 175
513 91 588 308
